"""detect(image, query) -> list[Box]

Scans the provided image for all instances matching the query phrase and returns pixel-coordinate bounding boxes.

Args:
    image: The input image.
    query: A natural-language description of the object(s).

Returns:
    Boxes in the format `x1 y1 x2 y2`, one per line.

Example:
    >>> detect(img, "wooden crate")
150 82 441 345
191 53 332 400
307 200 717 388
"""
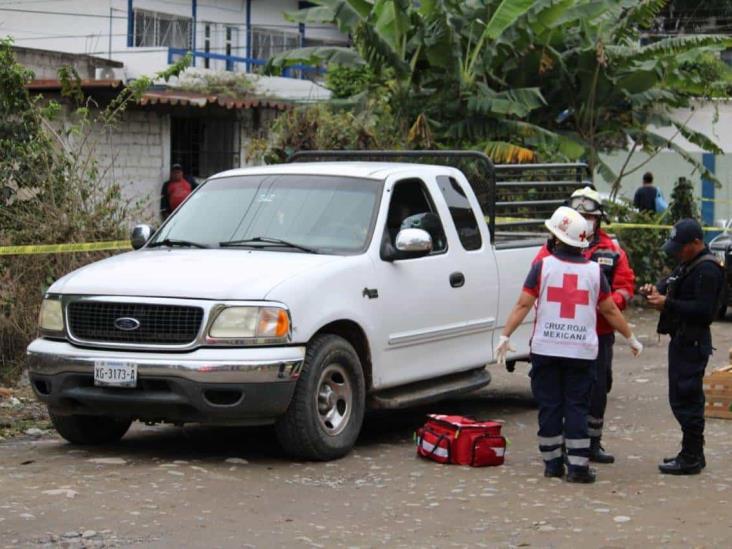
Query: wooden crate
704 365 732 419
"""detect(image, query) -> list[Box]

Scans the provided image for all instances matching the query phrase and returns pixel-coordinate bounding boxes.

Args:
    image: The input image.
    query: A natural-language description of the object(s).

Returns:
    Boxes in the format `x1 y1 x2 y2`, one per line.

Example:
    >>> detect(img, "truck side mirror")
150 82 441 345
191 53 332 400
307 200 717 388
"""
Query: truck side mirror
382 228 433 261
131 224 153 250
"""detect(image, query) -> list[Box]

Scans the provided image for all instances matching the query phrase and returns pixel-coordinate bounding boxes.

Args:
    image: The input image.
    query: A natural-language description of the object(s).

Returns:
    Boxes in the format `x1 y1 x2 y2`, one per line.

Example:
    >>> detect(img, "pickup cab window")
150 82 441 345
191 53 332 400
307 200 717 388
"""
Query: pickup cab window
383 178 447 255
436 176 483 251
152 174 382 254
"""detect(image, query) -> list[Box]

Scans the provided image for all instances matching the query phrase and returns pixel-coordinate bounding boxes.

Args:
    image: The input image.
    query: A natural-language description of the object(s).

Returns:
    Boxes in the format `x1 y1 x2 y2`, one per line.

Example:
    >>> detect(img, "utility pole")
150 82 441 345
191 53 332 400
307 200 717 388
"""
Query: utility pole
108 7 113 59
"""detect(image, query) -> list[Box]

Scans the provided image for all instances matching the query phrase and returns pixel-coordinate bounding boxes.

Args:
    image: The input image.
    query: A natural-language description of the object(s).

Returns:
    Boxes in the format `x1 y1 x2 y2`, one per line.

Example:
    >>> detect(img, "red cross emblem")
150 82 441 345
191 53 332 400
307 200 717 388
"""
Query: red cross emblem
547 273 590 319
578 231 587 242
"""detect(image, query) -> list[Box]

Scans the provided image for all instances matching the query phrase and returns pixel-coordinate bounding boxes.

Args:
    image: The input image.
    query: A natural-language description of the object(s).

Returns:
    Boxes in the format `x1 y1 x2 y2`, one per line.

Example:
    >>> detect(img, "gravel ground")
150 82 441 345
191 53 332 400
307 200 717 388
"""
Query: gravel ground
1 307 731 548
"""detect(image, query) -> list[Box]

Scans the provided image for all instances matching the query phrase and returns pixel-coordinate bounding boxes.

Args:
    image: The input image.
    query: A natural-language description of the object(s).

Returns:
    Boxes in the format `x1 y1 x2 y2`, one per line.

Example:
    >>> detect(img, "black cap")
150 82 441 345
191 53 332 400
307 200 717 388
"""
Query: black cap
171 163 183 170
662 218 704 255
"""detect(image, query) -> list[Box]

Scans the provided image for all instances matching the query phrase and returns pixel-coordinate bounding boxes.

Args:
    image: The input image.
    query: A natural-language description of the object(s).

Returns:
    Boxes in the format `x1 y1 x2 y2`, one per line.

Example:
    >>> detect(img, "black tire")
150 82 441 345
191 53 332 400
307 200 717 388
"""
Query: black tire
49 412 132 445
275 334 366 461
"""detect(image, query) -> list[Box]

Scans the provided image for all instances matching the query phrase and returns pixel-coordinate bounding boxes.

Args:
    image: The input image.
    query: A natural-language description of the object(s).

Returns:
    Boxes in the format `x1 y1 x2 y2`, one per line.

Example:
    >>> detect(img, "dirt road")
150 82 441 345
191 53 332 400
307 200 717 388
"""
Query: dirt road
2 308 732 548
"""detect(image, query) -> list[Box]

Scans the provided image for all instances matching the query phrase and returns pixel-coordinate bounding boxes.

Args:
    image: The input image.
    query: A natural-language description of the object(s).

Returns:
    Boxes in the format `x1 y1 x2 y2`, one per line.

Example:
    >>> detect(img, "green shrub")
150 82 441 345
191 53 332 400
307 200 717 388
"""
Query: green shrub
247 99 404 164
324 64 374 99
669 176 698 222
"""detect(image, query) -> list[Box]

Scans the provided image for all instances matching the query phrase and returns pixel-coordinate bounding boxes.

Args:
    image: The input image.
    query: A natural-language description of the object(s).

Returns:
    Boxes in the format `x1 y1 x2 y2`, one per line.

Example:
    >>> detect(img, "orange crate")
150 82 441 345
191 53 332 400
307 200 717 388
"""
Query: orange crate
704 365 732 419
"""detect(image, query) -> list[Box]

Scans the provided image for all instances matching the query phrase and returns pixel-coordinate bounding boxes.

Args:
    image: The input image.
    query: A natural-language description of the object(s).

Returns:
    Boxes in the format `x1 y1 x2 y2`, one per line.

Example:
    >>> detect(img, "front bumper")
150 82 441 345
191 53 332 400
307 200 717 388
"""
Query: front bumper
26 338 305 424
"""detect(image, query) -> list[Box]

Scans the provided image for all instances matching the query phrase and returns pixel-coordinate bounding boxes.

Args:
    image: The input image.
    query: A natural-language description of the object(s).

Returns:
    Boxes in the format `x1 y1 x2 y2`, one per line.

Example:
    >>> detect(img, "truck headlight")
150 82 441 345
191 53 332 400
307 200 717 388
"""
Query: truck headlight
208 306 290 343
39 298 64 335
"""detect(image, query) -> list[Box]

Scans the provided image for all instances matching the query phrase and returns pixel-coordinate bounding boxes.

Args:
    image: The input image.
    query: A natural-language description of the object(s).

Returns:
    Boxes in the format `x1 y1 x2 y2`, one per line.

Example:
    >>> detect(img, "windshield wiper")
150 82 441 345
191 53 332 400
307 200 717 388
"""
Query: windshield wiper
219 236 318 254
148 238 209 249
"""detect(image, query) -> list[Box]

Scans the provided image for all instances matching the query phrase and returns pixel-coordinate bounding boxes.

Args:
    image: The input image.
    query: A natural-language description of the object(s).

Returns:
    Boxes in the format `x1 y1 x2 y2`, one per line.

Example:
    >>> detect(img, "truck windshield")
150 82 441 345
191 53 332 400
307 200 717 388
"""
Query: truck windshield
151 174 382 254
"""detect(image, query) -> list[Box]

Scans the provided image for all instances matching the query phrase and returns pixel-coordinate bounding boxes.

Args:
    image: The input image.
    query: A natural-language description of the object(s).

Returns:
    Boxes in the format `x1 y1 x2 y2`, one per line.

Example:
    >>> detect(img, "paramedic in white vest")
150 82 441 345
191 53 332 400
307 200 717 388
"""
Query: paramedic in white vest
496 207 643 483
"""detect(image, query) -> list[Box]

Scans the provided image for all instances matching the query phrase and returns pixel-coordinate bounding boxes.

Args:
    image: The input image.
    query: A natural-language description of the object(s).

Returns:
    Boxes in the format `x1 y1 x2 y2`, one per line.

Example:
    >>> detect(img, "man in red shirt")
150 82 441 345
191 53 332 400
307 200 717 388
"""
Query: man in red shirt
160 163 195 220
532 187 636 464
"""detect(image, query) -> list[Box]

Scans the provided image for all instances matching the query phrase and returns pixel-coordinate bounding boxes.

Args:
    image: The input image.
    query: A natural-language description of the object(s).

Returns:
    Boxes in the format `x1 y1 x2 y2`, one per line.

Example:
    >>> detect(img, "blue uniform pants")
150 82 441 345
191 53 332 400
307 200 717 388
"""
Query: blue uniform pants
668 336 710 437
588 333 615 440
530 353 595 471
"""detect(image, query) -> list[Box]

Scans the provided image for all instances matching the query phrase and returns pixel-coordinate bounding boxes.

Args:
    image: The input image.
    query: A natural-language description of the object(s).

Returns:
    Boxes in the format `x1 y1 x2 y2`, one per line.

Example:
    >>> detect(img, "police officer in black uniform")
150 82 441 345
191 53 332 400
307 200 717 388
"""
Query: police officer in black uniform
641 218 725 475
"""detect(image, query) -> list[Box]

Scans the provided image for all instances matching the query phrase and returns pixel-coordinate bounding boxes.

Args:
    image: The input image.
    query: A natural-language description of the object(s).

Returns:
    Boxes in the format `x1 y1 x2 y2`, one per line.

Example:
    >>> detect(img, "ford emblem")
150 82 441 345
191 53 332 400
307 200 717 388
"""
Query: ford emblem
114 317 141 331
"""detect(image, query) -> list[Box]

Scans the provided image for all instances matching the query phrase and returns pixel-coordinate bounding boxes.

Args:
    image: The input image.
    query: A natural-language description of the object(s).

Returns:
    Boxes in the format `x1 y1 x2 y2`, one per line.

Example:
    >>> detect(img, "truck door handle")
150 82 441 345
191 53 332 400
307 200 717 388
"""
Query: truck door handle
450 272 465 288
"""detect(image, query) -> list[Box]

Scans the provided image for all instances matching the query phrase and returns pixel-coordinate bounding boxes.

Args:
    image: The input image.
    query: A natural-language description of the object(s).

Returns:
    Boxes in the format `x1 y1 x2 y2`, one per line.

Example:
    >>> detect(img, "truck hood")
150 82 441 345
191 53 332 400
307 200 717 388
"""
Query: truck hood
50 249 343 300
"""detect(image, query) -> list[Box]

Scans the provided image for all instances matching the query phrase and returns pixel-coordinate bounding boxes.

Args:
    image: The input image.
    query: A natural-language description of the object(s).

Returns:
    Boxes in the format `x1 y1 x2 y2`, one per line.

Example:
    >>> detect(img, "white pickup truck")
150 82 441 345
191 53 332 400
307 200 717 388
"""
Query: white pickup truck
27 152 580 460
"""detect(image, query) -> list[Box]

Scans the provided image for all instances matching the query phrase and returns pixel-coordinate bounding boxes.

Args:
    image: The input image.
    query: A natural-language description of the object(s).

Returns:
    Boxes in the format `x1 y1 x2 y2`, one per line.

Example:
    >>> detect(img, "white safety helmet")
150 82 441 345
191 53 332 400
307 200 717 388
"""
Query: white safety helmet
569 186 603 216
545 206 592 249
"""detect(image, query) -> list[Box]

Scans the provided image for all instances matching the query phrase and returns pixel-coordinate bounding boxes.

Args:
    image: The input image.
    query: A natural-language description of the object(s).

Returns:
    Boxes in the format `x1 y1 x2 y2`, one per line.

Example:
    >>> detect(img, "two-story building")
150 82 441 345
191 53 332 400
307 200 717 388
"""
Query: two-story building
2 0 345 80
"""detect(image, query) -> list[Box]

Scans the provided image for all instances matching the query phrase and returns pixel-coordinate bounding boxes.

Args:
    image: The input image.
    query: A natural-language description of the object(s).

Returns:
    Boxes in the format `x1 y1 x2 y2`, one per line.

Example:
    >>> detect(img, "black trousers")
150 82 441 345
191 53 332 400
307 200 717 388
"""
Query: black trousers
588 333 615 440
668 335 711 438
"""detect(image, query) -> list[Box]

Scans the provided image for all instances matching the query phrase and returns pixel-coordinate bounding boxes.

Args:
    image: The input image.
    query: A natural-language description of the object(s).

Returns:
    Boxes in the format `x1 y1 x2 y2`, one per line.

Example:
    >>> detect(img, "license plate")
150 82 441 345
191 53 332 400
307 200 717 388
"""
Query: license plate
94 362 138 388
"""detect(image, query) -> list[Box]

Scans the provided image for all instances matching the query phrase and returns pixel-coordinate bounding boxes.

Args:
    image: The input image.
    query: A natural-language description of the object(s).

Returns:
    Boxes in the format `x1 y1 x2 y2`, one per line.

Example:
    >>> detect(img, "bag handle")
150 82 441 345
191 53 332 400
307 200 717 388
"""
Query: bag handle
417 427 451 461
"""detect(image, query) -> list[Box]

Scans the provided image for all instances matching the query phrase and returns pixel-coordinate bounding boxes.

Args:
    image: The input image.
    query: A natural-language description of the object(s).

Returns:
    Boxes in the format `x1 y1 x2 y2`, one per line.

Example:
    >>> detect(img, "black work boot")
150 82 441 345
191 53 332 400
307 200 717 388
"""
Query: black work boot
664 433 705 468
544 457 565 478
566 467 596 484
659 432 704 475
659 454 703 475
663 453 706 468
589 438 615 464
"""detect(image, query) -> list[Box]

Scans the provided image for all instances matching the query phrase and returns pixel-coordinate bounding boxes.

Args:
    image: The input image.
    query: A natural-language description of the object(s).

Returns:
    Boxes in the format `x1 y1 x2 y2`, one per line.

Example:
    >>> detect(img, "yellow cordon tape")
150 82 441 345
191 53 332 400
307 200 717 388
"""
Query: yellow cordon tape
605 223 722 232
0 240 132 256
0 221 727 257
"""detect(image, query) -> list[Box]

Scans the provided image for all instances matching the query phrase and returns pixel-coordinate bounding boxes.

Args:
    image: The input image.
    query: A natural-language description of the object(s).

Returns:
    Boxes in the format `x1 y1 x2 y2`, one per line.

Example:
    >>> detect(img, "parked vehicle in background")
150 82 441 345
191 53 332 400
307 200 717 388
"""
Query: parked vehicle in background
27 151 587 460
710 224 732 318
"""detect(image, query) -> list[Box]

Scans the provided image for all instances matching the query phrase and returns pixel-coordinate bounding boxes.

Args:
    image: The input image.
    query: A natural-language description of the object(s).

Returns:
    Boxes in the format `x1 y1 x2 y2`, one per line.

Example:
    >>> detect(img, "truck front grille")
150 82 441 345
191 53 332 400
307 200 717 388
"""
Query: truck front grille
67 301 204 345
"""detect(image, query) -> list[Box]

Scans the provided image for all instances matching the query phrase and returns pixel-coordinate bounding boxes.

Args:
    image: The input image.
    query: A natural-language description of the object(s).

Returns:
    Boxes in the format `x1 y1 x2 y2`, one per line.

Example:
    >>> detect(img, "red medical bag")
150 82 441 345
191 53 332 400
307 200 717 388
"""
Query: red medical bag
415 414 506 467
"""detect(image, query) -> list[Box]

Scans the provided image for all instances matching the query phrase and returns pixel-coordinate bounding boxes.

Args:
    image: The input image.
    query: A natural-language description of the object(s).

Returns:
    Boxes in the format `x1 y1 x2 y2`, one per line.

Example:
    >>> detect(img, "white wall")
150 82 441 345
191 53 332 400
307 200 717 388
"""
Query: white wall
1 0 344 79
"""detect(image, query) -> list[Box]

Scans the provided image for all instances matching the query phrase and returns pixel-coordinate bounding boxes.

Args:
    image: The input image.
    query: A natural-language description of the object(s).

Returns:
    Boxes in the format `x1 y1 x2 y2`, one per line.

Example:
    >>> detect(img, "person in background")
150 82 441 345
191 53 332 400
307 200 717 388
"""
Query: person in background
533 187 636 464
160 163 196 220
496 206 642 484
641 218 725 475
634 172 659 213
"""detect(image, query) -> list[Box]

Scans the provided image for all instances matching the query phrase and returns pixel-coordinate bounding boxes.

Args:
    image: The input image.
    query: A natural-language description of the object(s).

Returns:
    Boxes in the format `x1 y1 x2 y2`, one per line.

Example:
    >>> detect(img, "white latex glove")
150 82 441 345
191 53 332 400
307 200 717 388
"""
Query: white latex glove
628 334 643 357
495 335 516 367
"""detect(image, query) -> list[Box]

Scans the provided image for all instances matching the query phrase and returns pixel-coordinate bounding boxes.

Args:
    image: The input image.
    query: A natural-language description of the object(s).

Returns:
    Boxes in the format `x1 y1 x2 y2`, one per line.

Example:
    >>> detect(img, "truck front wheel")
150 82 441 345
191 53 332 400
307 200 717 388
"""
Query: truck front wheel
50 412 132 445
275 334 365 460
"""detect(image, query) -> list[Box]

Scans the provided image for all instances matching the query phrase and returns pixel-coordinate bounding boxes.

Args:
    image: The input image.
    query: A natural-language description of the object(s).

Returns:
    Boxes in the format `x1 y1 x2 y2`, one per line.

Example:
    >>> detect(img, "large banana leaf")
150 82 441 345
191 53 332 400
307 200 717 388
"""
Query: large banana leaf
467 85 546 117
482 141 537 163
417 0 462 72
483 0 536 41
265 47 365 74
285 0 372 34
647 112 724 156
285 6 338 25
372 0 411 54
613 35 732 63
640 130 720 186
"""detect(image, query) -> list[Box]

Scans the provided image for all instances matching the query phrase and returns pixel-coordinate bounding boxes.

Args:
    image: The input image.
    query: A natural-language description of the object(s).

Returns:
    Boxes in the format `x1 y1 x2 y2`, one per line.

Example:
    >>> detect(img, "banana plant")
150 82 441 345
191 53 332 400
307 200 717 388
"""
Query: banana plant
268 0 729 177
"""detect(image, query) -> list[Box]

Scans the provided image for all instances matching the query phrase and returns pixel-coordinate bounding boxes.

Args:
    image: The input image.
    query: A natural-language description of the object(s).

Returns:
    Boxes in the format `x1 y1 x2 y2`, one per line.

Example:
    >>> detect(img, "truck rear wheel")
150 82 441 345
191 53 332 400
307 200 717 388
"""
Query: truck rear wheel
50 412 132 445
275 334 365 461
